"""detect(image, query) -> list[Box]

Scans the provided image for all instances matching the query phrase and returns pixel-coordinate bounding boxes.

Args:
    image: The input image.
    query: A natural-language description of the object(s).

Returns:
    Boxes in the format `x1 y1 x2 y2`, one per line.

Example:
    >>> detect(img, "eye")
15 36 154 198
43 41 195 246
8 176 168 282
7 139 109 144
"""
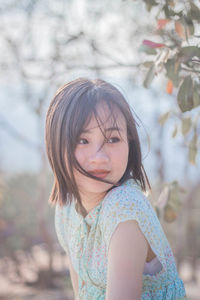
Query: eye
107 137 120 143
78 138 88 145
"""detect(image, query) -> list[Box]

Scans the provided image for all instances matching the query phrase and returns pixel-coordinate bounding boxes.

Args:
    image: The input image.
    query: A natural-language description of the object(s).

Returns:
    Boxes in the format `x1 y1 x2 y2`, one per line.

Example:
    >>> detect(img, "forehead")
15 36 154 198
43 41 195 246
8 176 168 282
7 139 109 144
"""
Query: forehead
85 101 127 130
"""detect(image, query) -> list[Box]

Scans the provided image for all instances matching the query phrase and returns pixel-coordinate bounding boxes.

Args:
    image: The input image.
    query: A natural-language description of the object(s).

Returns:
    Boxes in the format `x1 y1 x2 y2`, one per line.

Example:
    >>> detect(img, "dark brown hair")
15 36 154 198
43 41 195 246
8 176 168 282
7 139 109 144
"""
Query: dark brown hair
45 78 151 211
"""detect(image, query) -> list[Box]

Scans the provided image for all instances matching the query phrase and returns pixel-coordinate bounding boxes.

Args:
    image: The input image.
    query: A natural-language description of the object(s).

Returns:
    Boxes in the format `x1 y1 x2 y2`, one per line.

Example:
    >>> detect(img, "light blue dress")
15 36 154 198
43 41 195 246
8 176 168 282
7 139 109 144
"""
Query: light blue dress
55 179 186 299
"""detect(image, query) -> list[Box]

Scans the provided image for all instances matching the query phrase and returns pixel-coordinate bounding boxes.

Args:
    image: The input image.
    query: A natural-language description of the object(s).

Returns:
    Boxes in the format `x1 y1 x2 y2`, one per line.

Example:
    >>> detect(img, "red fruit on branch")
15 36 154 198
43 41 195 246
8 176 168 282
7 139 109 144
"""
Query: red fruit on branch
157 19 170 30
166 80 173 94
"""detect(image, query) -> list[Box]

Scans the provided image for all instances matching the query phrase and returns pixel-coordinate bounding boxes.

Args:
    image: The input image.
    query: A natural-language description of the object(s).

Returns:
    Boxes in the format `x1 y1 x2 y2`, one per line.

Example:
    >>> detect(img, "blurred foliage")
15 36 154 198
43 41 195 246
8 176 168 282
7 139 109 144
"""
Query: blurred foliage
0 172 53 257
158 109 199 165
154 180 186 222
0 172 62 288
140 0 200 166
141 0 200 107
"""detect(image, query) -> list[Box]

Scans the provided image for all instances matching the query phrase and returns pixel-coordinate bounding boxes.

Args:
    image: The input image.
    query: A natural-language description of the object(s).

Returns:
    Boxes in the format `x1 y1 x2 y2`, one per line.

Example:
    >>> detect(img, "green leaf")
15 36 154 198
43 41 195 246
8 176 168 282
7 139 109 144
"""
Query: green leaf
181 117 192 136
172 125 178 138
159 111 170 126
163 181 183 222
193 83 200 108
189 147 197 165
168 187 181 212
139 44 157 55
165 58 180 86
180 46 200 58
187 21 194 36
184 16 194 35
177 76 194 112
164 4 182 18
190 2 200 20
143 61 154 68
188 131 198 165
144 0 158 12
143 64 156 88
164 4 176 17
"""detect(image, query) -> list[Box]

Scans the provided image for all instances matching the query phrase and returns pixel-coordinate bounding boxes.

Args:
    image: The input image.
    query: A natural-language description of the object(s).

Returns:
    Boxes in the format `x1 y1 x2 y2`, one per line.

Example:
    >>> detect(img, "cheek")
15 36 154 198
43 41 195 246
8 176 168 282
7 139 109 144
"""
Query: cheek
111 143 129 164
121 147 129 167
74 148 83 165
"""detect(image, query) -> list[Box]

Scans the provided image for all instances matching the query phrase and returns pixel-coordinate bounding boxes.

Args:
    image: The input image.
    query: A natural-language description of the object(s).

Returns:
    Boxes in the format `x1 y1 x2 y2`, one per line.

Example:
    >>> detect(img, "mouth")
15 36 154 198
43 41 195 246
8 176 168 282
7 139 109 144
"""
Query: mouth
89 170 110 179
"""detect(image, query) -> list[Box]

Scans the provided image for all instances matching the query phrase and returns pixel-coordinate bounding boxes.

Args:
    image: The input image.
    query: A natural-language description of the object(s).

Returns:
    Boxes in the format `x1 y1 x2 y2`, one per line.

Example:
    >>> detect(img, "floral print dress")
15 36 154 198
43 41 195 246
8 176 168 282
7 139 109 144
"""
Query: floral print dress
55 179 186 299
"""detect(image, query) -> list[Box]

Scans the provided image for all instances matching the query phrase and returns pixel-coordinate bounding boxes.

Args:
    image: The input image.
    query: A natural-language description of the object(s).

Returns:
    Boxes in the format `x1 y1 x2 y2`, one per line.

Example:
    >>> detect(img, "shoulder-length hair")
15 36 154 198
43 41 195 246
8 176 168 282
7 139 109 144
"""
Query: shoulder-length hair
45 78 151 210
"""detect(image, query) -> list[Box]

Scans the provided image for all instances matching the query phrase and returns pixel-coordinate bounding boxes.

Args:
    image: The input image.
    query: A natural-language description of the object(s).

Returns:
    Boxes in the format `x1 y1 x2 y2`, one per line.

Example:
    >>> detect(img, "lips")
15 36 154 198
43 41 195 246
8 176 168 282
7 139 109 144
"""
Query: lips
89 169 110 178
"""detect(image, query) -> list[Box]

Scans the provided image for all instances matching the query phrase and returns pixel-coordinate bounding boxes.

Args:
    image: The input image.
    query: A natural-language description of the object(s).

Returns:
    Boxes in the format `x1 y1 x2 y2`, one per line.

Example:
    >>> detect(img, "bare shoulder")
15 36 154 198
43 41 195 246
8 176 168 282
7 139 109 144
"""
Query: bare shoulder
106 220 148 300
108 219 148 263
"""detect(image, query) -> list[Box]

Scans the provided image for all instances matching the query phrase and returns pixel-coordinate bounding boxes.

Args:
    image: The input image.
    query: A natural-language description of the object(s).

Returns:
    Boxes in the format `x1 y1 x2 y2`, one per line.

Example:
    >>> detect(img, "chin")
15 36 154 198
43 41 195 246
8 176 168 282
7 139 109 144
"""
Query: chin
79 178 114 194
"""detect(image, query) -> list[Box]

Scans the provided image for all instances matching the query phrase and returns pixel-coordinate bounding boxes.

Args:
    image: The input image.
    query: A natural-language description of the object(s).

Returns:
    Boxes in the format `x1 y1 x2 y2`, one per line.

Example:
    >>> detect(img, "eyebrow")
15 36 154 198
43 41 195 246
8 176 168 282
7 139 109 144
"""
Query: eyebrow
82 126 123 133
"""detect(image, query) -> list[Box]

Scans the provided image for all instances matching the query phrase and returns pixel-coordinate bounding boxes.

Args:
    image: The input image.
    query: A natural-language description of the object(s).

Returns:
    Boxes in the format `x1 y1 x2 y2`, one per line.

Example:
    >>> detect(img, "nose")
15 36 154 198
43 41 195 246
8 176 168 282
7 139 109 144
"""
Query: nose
88 145 109 163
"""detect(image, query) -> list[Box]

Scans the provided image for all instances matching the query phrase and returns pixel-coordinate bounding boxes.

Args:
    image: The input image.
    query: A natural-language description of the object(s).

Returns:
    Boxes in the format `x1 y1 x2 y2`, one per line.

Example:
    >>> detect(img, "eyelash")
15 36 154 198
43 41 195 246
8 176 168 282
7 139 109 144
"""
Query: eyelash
78 137 120 145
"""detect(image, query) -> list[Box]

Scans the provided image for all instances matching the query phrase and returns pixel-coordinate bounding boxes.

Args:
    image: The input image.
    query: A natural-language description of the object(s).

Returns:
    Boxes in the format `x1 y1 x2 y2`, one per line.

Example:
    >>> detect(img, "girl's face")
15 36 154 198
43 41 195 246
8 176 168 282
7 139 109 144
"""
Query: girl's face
73 102 129 201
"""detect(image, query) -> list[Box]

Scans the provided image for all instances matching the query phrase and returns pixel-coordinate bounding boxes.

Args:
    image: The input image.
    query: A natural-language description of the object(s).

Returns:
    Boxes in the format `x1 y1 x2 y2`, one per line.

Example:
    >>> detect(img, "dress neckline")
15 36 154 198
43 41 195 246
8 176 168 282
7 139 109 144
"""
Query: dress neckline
73 197 104 226
73 178 141 226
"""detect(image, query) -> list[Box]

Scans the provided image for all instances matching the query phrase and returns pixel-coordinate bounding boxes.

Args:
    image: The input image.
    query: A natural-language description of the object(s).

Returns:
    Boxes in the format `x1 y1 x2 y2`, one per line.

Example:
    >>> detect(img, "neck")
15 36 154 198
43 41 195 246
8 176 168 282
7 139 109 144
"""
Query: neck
76 191 106 216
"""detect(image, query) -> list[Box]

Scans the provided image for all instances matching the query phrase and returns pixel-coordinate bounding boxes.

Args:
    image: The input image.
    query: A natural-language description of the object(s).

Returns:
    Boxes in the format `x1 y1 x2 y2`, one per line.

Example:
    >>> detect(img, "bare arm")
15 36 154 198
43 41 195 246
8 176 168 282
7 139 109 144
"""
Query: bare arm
68 256 79 299
105 220 148 300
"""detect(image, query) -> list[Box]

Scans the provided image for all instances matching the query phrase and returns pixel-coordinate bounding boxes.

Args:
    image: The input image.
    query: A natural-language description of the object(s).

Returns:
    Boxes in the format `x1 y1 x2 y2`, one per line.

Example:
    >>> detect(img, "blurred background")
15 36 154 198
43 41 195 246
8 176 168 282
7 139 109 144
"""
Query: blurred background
0 0 200 299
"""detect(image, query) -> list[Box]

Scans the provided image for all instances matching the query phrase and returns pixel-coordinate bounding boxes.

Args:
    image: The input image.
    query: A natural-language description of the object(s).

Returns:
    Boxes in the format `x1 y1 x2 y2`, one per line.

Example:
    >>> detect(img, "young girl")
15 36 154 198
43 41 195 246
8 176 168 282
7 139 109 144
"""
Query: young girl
45 78 186 300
